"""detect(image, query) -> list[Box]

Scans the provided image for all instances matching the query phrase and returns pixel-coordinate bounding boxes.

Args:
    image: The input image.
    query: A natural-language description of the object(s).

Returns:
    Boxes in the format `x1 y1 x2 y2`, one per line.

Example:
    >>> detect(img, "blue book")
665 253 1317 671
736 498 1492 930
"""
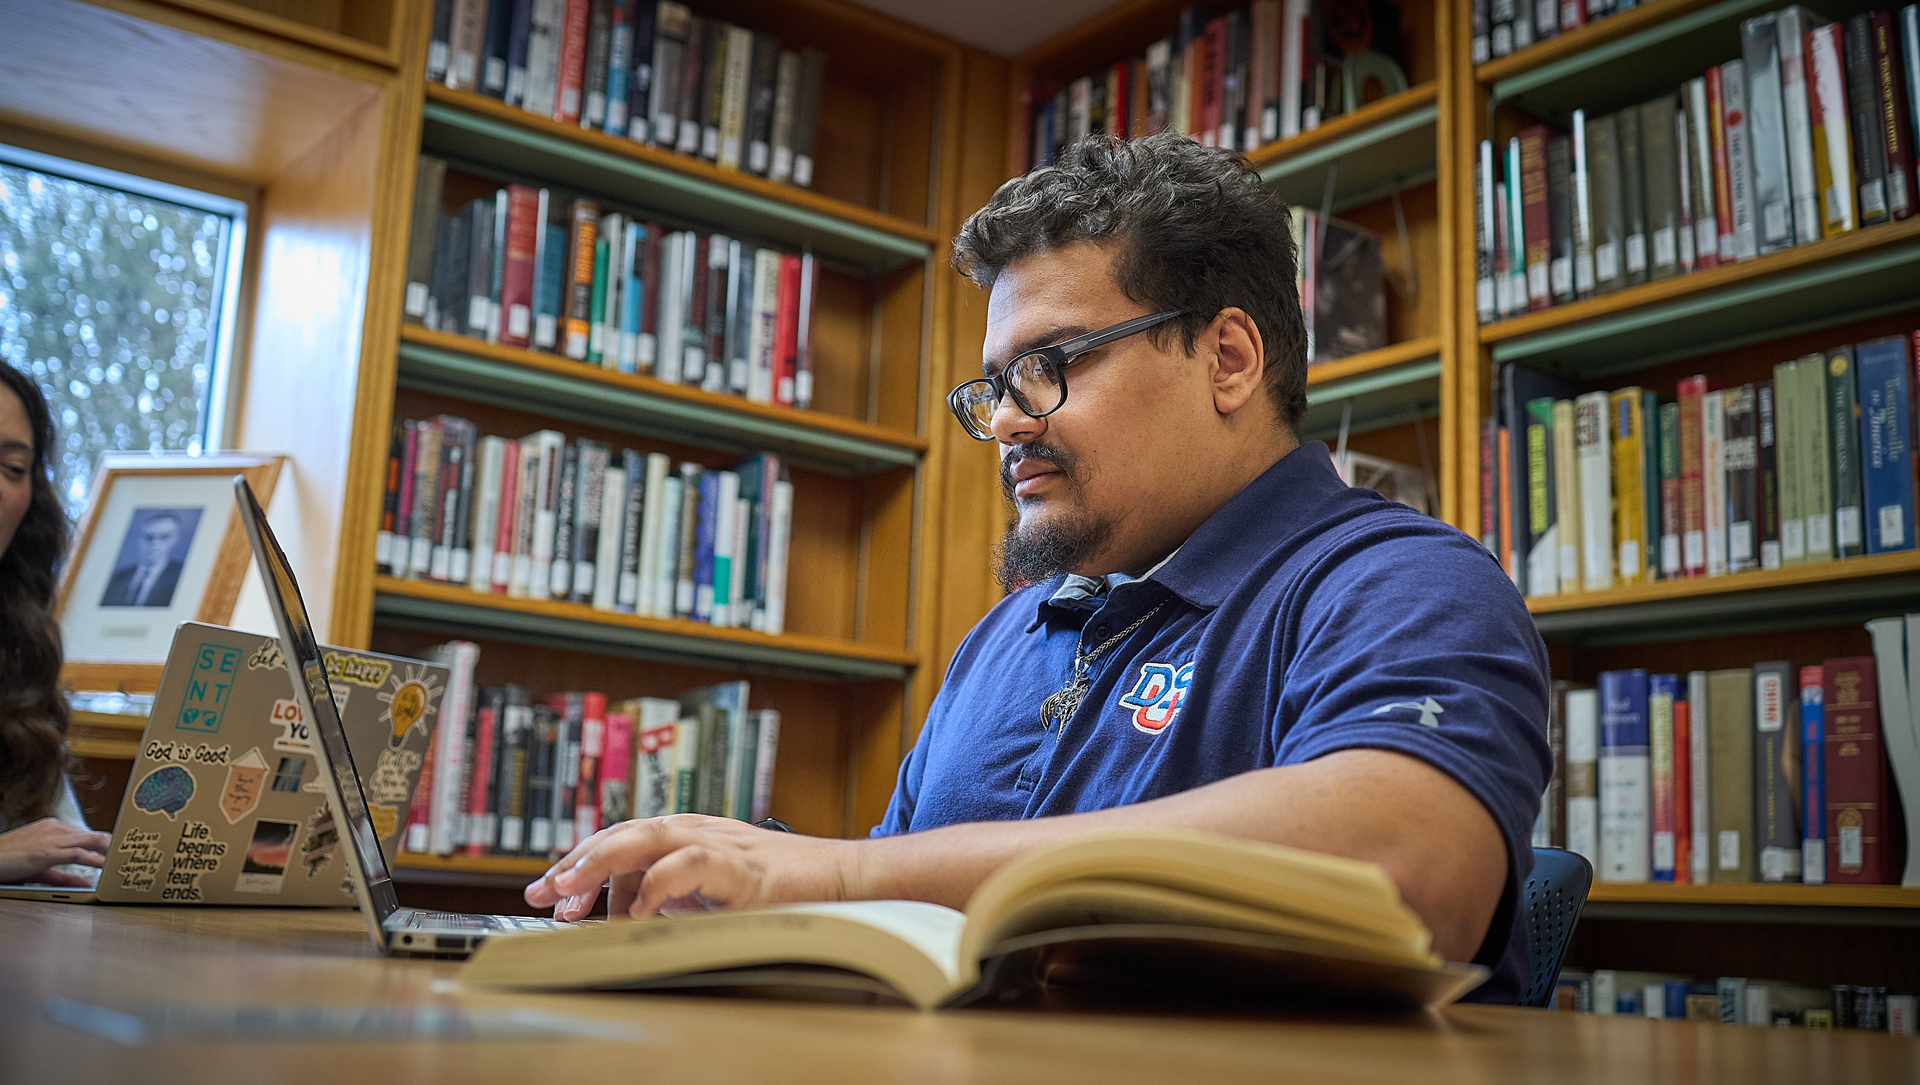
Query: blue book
504 0 534 106
533 223 567 351
1801 666 1826 884
1856 335 1916 553
622 222 646 375
1648 672 1682 882
1598 670 1651 883
693 470 718 622
1664 979 1688 1019
604 0 634 136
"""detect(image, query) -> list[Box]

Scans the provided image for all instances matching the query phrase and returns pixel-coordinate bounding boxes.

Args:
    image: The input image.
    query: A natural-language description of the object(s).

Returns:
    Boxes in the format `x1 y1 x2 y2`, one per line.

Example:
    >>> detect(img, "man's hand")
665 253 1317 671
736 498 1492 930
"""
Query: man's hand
0 819 110 886
525 814 860 921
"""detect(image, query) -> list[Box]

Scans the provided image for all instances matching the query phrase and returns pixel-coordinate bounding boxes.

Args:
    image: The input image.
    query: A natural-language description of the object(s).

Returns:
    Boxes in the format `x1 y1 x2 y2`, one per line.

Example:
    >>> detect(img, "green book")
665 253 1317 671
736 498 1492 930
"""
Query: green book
1774 359 1804 564
587 234 610 364
1828 345 1864 558
1527 396 1557 595
1643 390 1662 578
1800 354 1833 563
1658 400 1681 578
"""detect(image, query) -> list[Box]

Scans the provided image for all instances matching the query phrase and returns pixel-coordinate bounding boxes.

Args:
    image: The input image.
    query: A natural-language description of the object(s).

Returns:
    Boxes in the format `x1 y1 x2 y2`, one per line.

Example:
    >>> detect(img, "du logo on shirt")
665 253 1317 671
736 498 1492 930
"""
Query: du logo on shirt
1116 660 1195 734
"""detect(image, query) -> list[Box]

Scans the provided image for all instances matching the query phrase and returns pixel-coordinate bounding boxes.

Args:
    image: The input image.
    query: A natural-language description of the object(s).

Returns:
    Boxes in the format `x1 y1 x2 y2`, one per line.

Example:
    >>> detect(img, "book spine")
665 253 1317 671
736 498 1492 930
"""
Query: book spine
1758 382 1782 569
718 25 752 169
648 2 687 146
743 34 779 174
1520 126 1552 311
1723 384 1759 573
377 422 403 574
1673 693 1693 882
1856 336 1917 553
1906 10 1920 204
1722 59 1759 260
1688 670 1712 883
1742 15 1797 253
1638 96 1682 279
1753 660 1803 882
616 449 644 612
1572 112 1597 298
427 642 479 855
1598 670 1652 883
1526 397 1558 595
1610 390 1647 583
571 442 606 602
498 185 539 348
1703 390 1729 577
600 712 633 827
1618 106 1648 285
563 199 599 360
1547 135 1576 304
1577 391 1614 590
574 692 607 842
1686 78 1721 269
1801 355 1834 560
409 418 442 579
1809 22 1859 234
592 460 624 610
1659 401 1682 577
1776 360 1806 563
523 706 554 856
601 0 631 133
1590 114 1625 292
1823 656 1887 883
403 737 436 853
789 49 825 188
501 694 536 855
1555 399 1582 588
535 219 564 351
468 435 502 592
1778 9 1825 245
586 217 610 364
460 691 499 856
1846 15 1891 225
1707 66 1739 261
554 0 590 124
676 463 701 616
655 473 684 618
1800 664 1827 884
693 470 717 620
764 477 792 635
549 440 578 599
403 157 447 325
749 710 780 824
448 0 487 91
1650 673 1679 881
1875 12 1916 219
1830 345 1867 557
1708 668 1756 882
1507 140 1527 314
491 439 519 592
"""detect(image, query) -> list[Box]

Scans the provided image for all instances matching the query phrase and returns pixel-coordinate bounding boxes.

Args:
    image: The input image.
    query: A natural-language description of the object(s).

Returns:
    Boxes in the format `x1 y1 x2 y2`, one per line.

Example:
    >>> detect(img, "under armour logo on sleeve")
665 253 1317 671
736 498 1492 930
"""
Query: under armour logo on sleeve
1370 696 1444 727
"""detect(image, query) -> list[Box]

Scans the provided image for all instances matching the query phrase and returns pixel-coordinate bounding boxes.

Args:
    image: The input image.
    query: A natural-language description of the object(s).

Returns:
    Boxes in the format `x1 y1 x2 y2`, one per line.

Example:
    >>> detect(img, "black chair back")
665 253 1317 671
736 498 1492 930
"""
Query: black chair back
1521 847 1593 1009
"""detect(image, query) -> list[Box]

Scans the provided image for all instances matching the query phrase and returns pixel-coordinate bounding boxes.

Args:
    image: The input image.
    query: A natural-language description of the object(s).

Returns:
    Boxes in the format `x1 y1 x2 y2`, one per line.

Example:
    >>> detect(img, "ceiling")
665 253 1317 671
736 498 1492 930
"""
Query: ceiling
850 0 1122 57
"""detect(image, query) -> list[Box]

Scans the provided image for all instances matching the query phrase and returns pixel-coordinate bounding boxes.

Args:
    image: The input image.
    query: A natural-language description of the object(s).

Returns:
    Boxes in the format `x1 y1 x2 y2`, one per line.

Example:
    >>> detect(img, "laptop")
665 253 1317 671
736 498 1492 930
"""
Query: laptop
0 624 443 905
231 474 563 956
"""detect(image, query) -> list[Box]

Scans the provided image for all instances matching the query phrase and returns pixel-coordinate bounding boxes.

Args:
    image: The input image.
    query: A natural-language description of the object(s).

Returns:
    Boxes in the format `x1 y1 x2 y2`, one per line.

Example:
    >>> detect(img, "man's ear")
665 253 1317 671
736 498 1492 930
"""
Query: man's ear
1210 307 1266 416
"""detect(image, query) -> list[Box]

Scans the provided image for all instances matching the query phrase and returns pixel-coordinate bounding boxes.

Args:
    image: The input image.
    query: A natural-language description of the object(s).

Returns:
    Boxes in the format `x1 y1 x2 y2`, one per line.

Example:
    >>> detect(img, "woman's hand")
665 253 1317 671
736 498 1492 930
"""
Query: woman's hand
0 818 110 886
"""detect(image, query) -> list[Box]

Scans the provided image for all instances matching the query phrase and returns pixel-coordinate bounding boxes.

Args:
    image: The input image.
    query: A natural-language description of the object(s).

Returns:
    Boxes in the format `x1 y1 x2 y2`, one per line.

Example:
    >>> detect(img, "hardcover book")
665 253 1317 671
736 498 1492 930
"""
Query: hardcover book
1752 660 1803 882
1599 670 1652 883
1567 688 1601 869
1829 346 1867 557
1722 384 1759 573
1776 8 1828 245
1618 107 1650 285
1822 656 1888 883
1741 14 1797 252
1808 22 1858 234
1800 665 1826 883
1707 668 1756 882
1855 335 1917 553
1638 96 1682 280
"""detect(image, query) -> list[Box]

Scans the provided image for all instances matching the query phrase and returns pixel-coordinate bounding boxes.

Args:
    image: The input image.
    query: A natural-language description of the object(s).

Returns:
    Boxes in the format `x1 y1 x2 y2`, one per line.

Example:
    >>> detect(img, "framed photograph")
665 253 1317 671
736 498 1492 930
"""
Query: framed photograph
58 452 285 683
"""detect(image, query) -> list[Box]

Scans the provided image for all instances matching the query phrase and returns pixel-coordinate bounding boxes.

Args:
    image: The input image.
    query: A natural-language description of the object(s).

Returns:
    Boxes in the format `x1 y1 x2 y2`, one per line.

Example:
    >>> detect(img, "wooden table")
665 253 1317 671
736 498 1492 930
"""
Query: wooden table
0 902 1911 1083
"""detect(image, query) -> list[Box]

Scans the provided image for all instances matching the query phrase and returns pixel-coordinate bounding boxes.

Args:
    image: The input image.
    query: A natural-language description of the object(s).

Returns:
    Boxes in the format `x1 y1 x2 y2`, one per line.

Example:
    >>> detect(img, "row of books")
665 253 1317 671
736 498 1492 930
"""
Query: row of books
1550 970 1915 1032
1021 0 1411 172
375 415 795 634
1474 0 1653 63
428 0 826 188
403 643 778 858
1485 332 1919 598
1289 208 1389 364
403 158 819 407
1538 628 1920 886
1475 7 1920 324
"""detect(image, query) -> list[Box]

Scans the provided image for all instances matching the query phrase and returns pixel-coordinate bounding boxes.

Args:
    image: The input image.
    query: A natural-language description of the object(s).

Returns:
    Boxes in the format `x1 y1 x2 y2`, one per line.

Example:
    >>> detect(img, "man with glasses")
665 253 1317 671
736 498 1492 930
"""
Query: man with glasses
530 134 1551 1005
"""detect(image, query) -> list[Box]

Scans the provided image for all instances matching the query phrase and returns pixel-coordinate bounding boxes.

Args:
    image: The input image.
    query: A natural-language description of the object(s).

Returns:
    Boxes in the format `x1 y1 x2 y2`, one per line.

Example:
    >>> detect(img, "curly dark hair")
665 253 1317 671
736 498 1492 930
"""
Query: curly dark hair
951 132 1309 432
1 363 72 826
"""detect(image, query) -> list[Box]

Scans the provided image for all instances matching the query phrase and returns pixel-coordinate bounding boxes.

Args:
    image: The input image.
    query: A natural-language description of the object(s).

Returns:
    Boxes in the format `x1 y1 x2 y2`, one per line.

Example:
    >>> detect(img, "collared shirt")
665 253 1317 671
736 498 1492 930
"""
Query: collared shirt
874 441 1552 1004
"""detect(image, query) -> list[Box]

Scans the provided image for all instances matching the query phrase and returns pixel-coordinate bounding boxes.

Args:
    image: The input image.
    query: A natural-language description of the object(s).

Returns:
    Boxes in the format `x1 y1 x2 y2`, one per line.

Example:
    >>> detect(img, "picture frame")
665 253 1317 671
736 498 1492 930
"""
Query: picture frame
57 451 286 690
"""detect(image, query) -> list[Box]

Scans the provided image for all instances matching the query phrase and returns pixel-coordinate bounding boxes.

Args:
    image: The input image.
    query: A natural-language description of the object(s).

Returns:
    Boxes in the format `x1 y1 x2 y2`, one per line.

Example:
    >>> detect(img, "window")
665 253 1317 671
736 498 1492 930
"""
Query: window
0 144 247 516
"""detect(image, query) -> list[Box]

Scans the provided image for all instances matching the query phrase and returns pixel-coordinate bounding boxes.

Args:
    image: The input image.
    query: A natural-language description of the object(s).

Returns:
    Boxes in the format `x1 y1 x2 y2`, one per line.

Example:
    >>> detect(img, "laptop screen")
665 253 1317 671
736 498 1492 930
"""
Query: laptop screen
231 477 400 925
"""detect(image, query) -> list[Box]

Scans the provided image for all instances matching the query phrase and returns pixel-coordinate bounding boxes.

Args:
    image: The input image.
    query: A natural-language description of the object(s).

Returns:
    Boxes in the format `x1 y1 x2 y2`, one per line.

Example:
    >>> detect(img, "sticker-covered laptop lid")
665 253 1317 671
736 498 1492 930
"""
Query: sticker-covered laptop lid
97 622 445 906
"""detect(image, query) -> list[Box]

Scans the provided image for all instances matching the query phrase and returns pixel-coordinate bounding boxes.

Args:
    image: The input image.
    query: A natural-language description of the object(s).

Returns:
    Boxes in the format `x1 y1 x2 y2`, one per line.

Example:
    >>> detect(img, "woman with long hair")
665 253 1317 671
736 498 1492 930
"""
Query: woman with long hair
0 364 109 885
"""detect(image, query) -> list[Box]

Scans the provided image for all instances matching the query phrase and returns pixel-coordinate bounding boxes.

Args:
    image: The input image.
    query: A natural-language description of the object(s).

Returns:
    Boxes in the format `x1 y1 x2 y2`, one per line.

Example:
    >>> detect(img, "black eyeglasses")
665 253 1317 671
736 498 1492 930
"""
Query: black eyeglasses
946 310 1187 440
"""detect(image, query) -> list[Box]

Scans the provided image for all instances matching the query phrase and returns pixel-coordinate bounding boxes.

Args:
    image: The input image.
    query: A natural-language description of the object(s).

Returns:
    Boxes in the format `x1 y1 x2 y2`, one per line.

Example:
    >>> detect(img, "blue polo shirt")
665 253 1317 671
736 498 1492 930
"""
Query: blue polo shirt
874 441 1551 1004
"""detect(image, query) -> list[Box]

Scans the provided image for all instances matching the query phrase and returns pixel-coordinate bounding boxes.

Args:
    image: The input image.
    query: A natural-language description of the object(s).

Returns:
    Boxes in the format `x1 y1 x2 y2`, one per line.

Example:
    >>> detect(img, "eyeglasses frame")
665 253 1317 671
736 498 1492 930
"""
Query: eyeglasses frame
946 309 1188 441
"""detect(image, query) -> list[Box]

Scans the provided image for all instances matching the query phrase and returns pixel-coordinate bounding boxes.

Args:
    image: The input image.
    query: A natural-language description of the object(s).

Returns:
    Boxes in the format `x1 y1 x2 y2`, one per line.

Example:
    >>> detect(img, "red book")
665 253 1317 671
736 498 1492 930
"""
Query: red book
1519 125 1552 312
1559 0 1586 32
1206 16 1227 146
599 712 634 828
639 224 663 374
1110 61 1129 138
1823 656 1890 883
459 695 499 856
491 439 519 593
1873 12 1915 220
772 253 800 407
1706 67 1738 263
402 740 435 853
574 692 609 842
498 185 540 348
1678 375 1709 577
554 0 590 124
1672 698 1692 884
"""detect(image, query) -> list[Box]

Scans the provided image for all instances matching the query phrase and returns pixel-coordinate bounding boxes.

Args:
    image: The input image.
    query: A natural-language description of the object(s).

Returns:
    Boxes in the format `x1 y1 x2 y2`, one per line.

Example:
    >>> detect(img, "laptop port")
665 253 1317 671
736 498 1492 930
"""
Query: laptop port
436 936 467 950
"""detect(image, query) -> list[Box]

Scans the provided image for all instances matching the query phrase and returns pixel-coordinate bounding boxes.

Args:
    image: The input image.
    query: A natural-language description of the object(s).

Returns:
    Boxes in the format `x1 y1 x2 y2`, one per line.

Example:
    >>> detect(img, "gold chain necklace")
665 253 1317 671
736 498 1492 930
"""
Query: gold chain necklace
1038 600 1166 733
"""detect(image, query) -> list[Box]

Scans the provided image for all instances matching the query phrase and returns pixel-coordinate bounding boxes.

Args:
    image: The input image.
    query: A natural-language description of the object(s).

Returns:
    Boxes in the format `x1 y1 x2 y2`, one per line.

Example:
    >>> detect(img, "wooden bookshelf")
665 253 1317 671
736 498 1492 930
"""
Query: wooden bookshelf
1250 83 1441 212
155 0 404 66
1587 883 1920 908
393 852 552 879
1299 336 1444 440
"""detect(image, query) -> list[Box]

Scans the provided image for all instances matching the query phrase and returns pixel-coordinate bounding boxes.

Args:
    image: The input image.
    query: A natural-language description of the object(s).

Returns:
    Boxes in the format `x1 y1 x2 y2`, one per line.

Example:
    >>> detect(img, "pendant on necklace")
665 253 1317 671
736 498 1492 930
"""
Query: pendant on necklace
1039 674 1089 732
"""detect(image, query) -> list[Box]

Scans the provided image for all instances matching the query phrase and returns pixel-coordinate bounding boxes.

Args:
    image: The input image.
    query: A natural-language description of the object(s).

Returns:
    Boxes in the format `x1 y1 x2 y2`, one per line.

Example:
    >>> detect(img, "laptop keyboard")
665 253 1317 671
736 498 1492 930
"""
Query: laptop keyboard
397 911 564 932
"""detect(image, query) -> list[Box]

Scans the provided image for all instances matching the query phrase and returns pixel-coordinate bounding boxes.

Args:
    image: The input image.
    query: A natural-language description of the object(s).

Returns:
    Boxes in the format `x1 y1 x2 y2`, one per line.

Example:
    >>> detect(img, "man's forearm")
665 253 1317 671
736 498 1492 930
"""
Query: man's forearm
846 749 1508 962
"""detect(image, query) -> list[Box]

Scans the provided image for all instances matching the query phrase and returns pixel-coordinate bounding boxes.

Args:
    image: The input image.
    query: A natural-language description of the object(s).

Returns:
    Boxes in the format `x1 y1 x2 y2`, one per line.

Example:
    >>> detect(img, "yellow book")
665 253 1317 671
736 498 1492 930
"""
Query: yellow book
1553 399 1581 592
1611 388 1649 583
460 830 1487 1011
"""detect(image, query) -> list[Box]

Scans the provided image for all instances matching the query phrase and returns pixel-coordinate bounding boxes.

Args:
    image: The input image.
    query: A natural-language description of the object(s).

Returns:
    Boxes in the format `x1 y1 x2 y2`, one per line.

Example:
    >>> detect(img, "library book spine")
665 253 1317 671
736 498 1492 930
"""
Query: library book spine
553 0 589 124
615 450 645 612
1521 128 1552 308
1598 670 1652 883
1672 694 1693 882
1742 15 1798 253
562 200 598 359
1777 8 1827 245
1678 375 1708 576
1617 106 1649 285
1572 111 1596 297
571 441 608 603
1560 0 1585 32
1673 101 1697 273
1808 22 1858 234
1753 661 1804 881
789 50 826 189
1490 0 1513 57
498 185 539 348
1877 12 1916 219
460 688 502 856
448 0 487 91
467 435 501 592
1706 66 1739 261
1723 384 1759 573
378 423 403 573
1800 354 1835 560
1526 397 1559 596
534 217 564 351
1506 140 1528 314
1565 687 1600 869
1547 135 1576 304
1800 665 1826 883
427 640 480 855
549 441 579 600
1471 0 1490 64
482 0 517 98
1775 359 1807 563
1658 401 1682 577
1476 142 1496 323
1649 673 1680 881
407 419 441 579
1589 112 1626 292
1845 15 1891 225
1702 389 1729 577
490 439 519 593
1638 96 1682 280
1688 670 1712 883
448 420 477 583
403 157 447 325
1856 335 1917 553
1906 10 1920 192
1829 345 1867 557
1685 78 1721 269
1555 400 1581 587
1721 59 1760 260
1823 656 1888 883
1707 668 1756 882
1577 391 1614 590
1610 389 1647 583
1758 382 1782 569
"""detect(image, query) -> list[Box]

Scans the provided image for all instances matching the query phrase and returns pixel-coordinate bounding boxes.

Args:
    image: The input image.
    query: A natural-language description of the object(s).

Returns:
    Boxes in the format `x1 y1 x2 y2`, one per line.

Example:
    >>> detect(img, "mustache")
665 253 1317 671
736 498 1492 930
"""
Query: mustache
1000 441 1076 500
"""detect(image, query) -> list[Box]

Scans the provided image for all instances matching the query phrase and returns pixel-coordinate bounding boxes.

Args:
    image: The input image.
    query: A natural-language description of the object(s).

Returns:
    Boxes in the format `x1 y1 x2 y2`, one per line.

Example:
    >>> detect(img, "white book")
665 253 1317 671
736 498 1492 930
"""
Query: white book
719 25 753 169
731 496 750 629
1599 686 1652 884
708 471 739 625
636 452 670 617
748 249 781 403
631 698 684 819
1887 616 1920 886
527 429 567 600
508 437 541 597
1808 23 1856 233
1702 391 1729 576
764 478 793 636
524 0 561 119
427 640 480 855
1575 392 1613 591
1571 113 1596 297
1686 78 1719 265
1688 670 1712 884
749 709 780 824
656 232 685 384
656 474 685 619
1565 688 1600 869
1721 60 1758 260
1776 8 1826 245
470 435 506 592
1475 145 1495 323
680 233 704 386
1279 0 1305 140
593 463 626 611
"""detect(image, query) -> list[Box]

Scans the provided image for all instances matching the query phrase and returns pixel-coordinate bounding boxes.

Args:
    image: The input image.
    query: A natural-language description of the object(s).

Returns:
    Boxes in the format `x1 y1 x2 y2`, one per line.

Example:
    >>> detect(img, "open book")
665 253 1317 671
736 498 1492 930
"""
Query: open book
460 829 1488 1010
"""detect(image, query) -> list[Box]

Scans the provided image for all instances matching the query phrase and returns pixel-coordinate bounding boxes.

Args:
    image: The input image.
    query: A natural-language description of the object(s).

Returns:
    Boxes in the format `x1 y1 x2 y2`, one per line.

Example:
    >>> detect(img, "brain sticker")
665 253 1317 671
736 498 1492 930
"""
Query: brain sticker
133 765 196 820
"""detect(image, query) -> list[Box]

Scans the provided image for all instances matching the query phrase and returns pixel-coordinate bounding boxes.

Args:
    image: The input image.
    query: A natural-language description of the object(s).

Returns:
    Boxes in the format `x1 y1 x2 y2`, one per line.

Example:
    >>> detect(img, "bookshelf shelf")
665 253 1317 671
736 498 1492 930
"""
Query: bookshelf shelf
1583 883 1920 926
1477 0 1722 88
422 88 937 276
395 327 926 477
1528 550 1920 643
1300 337 1443 440
156 0 400 66
1481 218 1920 378
1250 84 1440 213
371 577 918 681
393 852 552 881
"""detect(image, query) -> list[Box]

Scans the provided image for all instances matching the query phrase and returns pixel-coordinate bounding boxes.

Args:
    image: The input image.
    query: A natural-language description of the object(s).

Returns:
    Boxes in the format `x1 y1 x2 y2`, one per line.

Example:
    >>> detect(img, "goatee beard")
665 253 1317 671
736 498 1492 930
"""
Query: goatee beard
995 441 1113 593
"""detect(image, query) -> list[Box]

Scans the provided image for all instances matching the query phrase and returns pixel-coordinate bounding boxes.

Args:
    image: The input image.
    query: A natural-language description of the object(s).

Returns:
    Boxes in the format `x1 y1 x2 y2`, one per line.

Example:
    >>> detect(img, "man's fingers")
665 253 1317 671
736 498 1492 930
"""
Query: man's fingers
526 820 703 907
30 869 93 888
632 845 755 917
54 848 105 869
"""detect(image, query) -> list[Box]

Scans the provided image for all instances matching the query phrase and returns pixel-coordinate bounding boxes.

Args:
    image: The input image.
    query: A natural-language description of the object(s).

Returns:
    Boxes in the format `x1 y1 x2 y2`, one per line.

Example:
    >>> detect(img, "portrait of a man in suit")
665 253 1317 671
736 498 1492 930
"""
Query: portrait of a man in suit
100 507 201 608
